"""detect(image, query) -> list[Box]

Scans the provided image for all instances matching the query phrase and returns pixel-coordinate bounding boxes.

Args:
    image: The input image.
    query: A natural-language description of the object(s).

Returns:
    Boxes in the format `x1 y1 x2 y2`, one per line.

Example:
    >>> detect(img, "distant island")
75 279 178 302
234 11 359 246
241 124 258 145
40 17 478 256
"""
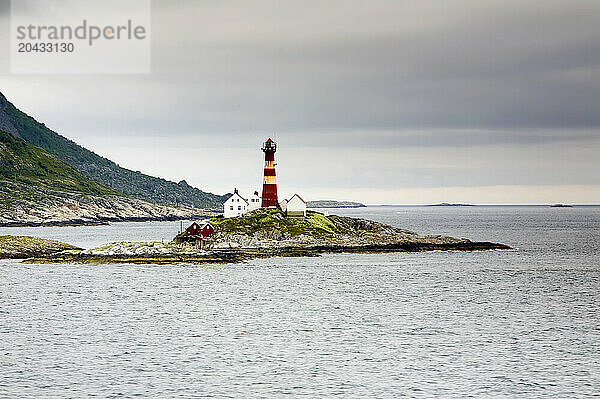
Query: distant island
306 200 366 208
426 203 475 207
550 204 573 208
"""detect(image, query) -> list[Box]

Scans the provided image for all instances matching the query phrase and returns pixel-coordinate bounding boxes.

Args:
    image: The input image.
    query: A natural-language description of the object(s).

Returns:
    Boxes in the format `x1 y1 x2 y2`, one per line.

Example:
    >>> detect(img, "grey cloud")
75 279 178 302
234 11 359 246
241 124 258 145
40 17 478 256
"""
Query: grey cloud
142 0 600 132
6 1 598 133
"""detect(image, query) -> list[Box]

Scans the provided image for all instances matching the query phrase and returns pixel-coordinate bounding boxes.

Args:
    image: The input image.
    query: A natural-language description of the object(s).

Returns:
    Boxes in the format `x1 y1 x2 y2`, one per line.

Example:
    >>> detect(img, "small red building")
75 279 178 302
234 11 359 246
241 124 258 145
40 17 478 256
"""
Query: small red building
201 223 215 237
184 222 215 238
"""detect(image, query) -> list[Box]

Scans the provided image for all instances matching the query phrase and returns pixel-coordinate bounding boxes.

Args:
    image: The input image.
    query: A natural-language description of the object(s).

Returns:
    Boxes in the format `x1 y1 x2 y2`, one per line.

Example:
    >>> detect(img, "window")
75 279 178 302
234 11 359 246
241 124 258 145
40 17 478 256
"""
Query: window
238 206 241 210
230 206 233 210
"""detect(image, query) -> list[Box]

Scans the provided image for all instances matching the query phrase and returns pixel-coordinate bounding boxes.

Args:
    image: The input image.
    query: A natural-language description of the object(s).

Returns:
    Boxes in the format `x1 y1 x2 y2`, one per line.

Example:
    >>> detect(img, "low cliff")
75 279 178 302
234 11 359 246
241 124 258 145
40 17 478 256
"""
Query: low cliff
0 181 217 227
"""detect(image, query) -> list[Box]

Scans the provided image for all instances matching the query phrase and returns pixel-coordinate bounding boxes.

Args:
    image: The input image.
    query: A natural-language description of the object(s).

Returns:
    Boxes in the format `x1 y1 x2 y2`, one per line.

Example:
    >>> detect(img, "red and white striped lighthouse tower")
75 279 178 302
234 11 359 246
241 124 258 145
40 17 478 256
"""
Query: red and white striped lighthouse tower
261 138 279 207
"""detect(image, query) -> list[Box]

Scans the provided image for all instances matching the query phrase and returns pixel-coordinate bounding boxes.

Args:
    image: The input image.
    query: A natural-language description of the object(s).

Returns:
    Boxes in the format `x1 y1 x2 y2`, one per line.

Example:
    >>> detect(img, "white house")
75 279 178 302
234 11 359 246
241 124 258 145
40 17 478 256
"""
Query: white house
247 191 262 212
224 189 248 218
286 194 306 217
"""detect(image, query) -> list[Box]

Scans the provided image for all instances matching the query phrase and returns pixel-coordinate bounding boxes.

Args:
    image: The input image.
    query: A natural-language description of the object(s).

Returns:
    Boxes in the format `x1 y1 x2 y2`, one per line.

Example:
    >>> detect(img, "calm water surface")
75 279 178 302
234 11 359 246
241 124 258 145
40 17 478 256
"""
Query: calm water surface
1 206 599 397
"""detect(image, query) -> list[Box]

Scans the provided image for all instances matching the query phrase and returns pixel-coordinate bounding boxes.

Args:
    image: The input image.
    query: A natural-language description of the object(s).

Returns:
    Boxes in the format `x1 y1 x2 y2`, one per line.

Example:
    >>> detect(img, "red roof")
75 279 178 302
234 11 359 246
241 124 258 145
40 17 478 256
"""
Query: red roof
290 194 306 203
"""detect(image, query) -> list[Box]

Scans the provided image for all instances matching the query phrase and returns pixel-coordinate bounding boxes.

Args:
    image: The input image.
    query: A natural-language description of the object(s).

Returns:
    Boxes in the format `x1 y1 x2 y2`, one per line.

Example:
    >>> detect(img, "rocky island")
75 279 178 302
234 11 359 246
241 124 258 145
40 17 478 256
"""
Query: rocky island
0 235 80 259
0 90 510 265
24 209 510 264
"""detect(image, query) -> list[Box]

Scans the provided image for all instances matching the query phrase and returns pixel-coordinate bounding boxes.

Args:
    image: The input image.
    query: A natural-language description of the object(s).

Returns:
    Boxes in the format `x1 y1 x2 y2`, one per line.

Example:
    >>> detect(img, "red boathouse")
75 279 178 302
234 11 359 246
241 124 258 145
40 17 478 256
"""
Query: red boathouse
184 222 215 238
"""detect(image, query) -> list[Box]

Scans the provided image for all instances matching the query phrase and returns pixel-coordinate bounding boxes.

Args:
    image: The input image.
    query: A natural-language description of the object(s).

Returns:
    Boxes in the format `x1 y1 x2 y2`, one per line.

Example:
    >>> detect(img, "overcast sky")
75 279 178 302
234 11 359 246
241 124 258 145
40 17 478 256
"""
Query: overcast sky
1 0 599 204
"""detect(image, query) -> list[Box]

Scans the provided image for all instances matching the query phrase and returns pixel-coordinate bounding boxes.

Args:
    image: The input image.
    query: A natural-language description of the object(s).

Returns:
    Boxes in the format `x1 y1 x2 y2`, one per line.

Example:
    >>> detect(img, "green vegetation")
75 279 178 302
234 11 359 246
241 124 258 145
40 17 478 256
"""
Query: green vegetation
0 91 228 208
211 209 339 237
0 130 118 196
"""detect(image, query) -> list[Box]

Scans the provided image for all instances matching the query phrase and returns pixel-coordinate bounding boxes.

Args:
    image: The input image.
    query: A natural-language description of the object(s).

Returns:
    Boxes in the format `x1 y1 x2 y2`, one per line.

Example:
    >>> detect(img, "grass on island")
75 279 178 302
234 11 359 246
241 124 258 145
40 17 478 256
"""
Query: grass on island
210 209 339 237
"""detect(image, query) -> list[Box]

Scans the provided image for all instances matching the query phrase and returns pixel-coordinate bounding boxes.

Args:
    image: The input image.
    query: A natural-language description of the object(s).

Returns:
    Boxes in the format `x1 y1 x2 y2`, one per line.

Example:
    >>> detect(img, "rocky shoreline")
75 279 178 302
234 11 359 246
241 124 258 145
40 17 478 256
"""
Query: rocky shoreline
24 240 510 264
0 182 217 227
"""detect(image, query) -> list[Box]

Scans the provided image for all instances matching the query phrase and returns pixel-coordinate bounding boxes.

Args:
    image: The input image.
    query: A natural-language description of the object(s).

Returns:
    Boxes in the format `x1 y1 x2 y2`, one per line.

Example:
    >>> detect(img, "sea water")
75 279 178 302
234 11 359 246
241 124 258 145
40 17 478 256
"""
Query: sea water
1 206 599 397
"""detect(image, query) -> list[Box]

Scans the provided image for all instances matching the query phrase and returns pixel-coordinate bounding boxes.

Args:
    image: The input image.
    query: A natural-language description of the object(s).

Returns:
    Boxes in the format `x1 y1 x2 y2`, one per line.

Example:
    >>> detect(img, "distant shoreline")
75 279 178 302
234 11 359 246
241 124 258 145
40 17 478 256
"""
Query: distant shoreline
368 204 599 207
425 203 474 207
2 204 597 229
306 200 366 208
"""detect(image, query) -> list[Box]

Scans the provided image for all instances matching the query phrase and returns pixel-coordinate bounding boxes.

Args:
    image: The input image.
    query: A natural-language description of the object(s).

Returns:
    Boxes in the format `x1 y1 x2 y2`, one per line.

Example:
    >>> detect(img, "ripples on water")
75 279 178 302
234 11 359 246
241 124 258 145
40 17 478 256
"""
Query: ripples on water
1 206 599 397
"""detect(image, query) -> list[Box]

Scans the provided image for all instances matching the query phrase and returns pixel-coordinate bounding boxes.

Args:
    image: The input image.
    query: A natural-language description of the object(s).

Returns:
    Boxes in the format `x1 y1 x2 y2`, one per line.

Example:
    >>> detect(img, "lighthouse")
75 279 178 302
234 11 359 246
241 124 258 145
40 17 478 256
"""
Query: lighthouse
261 138 279 207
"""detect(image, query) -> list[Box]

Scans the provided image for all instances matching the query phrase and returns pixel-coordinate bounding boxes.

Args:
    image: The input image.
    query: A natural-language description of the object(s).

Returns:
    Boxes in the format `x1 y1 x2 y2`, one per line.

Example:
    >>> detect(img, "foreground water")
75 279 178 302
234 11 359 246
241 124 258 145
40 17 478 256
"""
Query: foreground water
1 206 599 397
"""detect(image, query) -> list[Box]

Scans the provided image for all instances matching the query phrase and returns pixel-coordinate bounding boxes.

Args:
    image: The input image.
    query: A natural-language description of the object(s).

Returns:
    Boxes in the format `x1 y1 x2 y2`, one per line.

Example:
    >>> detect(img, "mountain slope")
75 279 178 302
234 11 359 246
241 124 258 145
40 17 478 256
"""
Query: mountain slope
0 130 117 197
0 91 228 208
0 130 216 226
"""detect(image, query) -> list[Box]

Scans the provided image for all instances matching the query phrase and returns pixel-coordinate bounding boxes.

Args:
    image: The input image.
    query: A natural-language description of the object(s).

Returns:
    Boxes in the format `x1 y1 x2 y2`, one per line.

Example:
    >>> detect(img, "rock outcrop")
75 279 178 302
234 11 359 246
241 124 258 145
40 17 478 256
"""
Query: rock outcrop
209 209 477 249
0 235 80 259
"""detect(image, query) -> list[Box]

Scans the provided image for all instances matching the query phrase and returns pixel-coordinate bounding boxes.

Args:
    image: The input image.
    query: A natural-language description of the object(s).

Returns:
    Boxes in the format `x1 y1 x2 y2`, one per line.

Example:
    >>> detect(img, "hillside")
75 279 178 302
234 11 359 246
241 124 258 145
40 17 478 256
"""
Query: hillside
0 130 216 226
0 130 117 197
0 91 228 208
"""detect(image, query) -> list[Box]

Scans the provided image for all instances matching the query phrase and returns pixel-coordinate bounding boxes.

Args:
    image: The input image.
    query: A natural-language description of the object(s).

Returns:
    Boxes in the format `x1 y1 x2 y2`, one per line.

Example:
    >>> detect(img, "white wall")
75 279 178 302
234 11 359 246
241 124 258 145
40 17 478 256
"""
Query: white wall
224 193 248 218
247 192 261 212
286 195 306 216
